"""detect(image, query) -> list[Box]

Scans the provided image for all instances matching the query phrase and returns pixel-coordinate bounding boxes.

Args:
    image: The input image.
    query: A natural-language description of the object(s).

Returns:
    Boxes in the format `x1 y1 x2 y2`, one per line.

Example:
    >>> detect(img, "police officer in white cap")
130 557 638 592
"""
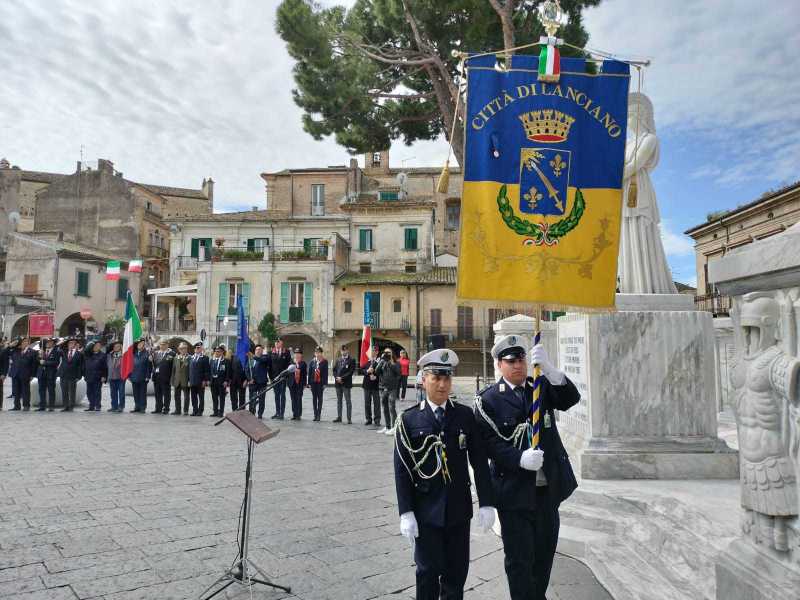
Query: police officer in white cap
393 348 495 600
474 335 580 600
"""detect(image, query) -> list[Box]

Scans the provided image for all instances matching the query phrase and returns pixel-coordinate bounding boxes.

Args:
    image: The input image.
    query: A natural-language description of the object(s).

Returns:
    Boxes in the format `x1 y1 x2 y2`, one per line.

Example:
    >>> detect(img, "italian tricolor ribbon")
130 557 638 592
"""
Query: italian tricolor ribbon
538 36 561 82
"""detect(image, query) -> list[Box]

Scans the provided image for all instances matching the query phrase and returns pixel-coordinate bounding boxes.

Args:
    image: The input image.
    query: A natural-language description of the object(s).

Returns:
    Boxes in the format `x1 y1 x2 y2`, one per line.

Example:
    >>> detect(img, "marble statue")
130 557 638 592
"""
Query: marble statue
730 291 800 553
617 93 677 294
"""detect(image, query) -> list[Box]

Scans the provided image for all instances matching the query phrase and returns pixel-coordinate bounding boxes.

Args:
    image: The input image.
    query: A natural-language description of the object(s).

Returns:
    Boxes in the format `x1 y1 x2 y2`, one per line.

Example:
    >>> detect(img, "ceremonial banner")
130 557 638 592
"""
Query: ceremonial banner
458 55 630 308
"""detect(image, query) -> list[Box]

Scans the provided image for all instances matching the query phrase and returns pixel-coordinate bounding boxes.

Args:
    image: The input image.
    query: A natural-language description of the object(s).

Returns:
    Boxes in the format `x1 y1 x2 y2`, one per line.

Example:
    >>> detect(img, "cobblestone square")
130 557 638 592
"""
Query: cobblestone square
0 388 610 599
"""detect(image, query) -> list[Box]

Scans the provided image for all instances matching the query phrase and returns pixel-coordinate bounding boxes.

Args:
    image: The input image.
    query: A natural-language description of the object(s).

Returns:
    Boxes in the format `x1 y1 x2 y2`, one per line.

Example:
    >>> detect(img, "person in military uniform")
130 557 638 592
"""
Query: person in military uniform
170 342 192 415
394 349 495 600
189 341 211 416
36 338 60 411
59 337 84 412
268 338 292 419
0 339 9 410
474 335 580 600
151 339 175 414
209 344 230 417
228 347 248 411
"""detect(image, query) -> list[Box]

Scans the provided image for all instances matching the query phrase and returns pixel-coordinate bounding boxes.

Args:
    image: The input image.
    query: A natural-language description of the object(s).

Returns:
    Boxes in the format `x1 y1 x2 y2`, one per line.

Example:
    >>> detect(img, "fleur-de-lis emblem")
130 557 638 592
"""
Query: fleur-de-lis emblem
550 154 565 177
523 186 543 209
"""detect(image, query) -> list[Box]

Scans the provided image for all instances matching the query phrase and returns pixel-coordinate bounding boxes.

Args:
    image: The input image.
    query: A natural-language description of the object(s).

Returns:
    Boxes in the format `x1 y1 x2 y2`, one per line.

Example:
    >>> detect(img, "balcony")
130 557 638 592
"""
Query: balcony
176 256 199 270
155 318 195 335
335 311 411 332
288 306 304 323
695 292 731 317
422 326 491 349
211 244 330 263
148 246 168 258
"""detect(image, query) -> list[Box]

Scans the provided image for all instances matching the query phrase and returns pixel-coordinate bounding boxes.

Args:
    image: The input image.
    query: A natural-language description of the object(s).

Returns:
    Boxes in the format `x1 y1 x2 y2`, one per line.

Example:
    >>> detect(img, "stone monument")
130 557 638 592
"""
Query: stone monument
709 223 800 600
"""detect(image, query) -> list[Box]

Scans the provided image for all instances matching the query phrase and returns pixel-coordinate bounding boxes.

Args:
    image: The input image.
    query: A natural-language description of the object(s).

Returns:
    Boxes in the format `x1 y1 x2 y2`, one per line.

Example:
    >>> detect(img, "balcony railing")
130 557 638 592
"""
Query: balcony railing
695 293 731 317
176 256 199 270
154 318 196 334
335 312 411 332
148 246 168 258
288 306 304 323
210 244 330 262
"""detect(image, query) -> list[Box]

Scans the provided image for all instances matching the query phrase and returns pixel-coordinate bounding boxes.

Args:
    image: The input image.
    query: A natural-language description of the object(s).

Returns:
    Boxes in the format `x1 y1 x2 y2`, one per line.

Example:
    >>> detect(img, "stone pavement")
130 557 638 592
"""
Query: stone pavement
0 387 612 600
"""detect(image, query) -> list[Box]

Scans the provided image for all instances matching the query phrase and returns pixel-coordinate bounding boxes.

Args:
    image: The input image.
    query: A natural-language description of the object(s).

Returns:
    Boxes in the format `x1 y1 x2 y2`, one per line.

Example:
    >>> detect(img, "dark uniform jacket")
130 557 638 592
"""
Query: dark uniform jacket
0 346 10 378
308 357 328 386
37 347 61 381
209 356 230 385
83 351 108 383
360 358 380 390
268 348 291 380
230 356 247 387
475 376 580 511
332 355 354 387
188 353 211 386
171 354 190 387
128 350 152 383
58 348 84 380
247 354 271 386
14 347 38 380
394 399 494 528
152 349 175 384
287 361 307 389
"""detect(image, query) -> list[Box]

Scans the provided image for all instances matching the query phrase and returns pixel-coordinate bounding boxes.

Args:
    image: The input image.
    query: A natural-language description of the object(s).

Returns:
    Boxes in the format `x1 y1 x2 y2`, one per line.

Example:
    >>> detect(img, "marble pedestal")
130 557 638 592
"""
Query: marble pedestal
716 537 800 600
557 301 738 479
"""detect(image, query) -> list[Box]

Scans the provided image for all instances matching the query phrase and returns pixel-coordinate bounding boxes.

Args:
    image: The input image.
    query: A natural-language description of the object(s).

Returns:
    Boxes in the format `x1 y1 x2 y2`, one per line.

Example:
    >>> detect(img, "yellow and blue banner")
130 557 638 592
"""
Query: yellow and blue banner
457 55 630 309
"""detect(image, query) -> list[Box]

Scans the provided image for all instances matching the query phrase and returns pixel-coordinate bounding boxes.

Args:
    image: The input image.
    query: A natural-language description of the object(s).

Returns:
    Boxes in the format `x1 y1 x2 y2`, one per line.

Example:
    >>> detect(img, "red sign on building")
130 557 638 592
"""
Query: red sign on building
29 313 55 337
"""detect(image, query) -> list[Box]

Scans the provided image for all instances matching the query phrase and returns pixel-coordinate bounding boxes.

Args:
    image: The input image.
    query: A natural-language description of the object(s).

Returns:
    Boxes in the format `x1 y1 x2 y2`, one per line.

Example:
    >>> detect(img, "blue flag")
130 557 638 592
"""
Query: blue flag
235 294 249 369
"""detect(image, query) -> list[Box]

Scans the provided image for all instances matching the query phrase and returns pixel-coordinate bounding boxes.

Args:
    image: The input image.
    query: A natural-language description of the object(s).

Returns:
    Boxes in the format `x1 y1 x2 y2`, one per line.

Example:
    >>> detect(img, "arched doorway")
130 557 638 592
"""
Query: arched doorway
11 315 29 338
60 312 86 337
281 333 319 359
338 337 407 362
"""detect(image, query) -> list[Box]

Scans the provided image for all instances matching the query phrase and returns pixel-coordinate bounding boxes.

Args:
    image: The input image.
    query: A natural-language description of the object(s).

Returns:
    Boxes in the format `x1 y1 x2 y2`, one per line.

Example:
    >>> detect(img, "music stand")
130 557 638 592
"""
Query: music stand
199 410 291 599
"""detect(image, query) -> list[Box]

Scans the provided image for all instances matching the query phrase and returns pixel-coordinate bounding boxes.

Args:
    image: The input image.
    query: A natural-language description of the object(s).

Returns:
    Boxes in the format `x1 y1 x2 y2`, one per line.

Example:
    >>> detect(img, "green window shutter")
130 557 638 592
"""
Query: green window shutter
76 271 89 296
279 282 289 323
191 238 199 258
218 283 228 316
405 228 418 250
303 238 311 253
247 239 254 252
242 282 251 316
358 230 365 250
303 283 313 322
117 278 129 301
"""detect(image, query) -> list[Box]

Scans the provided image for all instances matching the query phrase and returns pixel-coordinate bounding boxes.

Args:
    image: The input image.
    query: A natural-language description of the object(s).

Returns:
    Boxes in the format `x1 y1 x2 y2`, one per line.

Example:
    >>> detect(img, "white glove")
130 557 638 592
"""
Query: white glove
531 344 566 385
476 506 496 533
520 448 544 471
399 511 419 544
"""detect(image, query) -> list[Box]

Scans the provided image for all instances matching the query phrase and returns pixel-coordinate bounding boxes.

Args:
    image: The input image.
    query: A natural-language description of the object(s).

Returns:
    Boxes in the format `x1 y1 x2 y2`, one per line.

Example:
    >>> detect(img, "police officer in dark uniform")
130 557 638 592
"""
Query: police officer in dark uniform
229 349 248 411
189 342 211 416
474 335 580 600
394 349 495 600
151 339 175 414
37 338 60 411
209 344 230 417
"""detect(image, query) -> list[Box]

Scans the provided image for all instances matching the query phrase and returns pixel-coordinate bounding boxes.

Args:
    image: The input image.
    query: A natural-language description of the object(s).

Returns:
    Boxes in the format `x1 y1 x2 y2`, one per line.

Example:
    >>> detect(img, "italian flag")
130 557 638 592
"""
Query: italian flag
538 40 561 80
120 292 142 380
106 260 121 281
128 259 143 273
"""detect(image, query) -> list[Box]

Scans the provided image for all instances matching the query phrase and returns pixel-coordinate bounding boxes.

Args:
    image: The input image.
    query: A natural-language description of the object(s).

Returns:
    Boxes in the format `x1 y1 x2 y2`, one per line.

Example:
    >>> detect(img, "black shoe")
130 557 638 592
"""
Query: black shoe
332 417 342 423
60 407 69 412
347 420 352 424
172 411 181 415
95 408 101 412
270 414 279 419
23 407 30 411
258 415 263 420
364 419 372 425
150 410 161 414
48 408 54 412
84 407 93 412
162 410 170 414
192 413 202 417
208 414 217 417
37 407 46 412
10 407 20 411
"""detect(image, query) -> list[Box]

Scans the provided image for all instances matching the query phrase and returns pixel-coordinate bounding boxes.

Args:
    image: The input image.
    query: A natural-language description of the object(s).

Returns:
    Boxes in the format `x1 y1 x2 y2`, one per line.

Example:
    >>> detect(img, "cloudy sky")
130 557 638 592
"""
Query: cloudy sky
1 0 798 287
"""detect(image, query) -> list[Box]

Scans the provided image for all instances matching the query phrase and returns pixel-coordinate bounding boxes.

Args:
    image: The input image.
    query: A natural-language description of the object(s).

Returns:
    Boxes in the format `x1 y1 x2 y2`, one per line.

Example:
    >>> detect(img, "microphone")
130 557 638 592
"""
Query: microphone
275 363 297 380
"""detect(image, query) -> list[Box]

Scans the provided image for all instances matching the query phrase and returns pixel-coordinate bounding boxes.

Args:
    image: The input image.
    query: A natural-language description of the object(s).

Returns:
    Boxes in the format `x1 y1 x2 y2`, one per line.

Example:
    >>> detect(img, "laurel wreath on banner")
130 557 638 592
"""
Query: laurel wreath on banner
496 185 585 245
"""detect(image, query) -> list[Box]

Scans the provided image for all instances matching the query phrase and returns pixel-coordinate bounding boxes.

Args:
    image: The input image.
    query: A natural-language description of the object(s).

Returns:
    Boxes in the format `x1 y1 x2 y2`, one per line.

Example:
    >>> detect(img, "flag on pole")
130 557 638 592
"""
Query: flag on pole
235 294 249 370
120 291 142 380
360 292 372 366
105 260 121 281
128 259 143 273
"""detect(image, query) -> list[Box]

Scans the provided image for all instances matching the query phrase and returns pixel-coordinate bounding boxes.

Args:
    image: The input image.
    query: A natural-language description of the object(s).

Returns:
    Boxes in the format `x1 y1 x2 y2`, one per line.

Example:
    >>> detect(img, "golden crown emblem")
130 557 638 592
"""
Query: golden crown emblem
519 109 575 143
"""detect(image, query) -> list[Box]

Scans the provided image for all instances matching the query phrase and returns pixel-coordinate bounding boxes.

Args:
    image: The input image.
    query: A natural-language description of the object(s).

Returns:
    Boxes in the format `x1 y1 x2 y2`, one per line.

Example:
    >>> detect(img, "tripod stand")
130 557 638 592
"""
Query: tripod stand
199 410 291 599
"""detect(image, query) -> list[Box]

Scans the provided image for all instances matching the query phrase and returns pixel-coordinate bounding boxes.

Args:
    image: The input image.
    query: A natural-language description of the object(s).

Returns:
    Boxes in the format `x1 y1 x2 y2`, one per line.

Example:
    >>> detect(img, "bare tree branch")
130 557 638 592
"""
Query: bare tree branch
488 0 517 55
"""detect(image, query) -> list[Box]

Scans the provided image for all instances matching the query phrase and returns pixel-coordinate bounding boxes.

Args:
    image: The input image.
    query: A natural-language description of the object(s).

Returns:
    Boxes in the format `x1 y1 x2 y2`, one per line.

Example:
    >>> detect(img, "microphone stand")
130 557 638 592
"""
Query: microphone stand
214 370 292 426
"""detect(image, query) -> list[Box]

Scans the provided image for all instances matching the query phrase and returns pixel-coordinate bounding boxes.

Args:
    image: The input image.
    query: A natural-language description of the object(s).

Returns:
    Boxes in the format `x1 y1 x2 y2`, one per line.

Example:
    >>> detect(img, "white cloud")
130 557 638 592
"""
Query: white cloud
660 220 694 258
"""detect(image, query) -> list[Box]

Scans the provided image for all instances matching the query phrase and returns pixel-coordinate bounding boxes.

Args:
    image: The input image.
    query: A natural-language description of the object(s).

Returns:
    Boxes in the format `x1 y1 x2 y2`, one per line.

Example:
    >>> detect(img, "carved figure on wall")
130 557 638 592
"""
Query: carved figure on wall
730 290 800 554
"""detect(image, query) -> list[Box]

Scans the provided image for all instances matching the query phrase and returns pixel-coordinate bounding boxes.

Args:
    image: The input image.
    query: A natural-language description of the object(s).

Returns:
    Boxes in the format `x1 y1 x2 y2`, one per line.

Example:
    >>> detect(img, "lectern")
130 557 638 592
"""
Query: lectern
199 410 291 599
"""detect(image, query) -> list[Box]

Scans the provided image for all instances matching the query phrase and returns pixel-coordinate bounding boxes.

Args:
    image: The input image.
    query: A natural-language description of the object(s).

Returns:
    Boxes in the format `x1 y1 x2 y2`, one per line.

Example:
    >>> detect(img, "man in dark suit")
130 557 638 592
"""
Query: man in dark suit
268 338 291 419
209 344 230 417
151 339 175 414
11 337 37 411
332 345 355 424
361 347 381 427
245 345 271 418
188 342 211 416
58 338 84 412
308 346 328 422
36 338 60 411
287 348 307 420
394 348 495 600
0 340 9 411
229 350 247 411
474 335 580 600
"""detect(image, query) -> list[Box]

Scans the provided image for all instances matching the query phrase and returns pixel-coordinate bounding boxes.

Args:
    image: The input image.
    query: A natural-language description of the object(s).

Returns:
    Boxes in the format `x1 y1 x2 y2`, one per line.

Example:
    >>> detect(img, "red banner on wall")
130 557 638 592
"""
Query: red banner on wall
29 313 55 337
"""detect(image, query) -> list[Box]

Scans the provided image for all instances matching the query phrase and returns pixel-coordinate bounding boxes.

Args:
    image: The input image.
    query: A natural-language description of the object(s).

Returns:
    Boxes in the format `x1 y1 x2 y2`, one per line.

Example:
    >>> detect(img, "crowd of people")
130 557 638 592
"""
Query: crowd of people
0 335 421 423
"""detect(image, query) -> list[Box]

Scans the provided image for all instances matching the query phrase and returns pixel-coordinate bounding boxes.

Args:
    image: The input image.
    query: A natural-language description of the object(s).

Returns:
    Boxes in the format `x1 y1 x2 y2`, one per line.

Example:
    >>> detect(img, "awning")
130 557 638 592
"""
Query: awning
146 284 197 297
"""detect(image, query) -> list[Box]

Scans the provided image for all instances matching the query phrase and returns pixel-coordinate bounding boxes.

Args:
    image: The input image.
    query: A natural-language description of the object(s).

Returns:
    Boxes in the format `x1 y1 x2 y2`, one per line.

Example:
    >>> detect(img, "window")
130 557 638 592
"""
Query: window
218 282 251 318
457 305 474 339
404 228 418 250
379 191 399 201
358 228 373 251
117 277 129 301
446 203 461 229
303 238 325 257
372 152 381 167
344 300 352 313
289 282 305 308
279 281 311 324
247 238 269 253
359 262 371 274
429 309 442 335
75 270 89 297
393 299 402 313
405 263 416 273
0 261 6 282
228 282 243 315
191 238 212 260
311 184 325 216
23 274 38 294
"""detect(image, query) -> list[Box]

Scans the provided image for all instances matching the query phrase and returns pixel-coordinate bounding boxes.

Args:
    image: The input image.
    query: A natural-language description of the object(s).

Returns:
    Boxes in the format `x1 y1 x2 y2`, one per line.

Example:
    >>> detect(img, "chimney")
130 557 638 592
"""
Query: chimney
203 177 215 212
98 158 114 174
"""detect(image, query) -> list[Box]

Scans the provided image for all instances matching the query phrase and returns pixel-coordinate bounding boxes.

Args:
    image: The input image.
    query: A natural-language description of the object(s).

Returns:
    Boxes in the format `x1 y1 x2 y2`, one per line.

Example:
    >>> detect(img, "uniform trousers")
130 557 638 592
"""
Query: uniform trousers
13 375 31 409
86 380 103 410
380 387 398 428
335 385 351 421
229 382 246 411
398 375 409 399
310 384 325 419
190 384 205 414
289 384 303 418
174 385 190 414
60 378 77 410
210 382 227 416
109 379 125 410
415 520 471 600
249 383 266 417
273 380 287 417
363 388 381 424
497 489 560 600
131 381 148 412
38 376 56 409
154 380 171 413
